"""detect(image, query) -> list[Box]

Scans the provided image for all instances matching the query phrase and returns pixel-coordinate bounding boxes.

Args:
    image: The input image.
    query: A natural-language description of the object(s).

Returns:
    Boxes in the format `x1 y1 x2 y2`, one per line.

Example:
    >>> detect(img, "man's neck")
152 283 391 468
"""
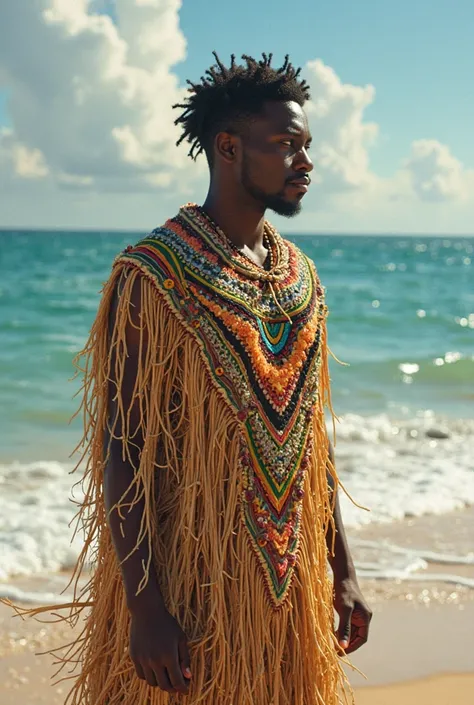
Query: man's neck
201 191 267 253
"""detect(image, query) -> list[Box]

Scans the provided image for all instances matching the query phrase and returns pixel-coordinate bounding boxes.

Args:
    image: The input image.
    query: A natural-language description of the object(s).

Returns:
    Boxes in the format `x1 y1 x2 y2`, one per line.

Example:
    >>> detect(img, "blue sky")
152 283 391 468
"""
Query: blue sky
0 0 473 232
177 0 474 176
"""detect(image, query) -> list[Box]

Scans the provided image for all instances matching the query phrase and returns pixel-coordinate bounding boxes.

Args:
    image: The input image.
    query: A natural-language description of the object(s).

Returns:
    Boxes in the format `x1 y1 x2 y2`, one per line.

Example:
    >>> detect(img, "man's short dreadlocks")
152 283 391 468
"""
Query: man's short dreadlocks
173 52 311 163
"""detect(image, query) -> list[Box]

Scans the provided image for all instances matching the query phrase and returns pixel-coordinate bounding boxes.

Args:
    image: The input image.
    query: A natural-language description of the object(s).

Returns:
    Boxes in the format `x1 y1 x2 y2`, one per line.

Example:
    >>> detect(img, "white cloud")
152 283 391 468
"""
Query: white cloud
0 128 49 182
114 0 186 68
296 62 474 212
0 0 200 192
304 60 379 193
0 2 473 231
13 144 49 179
404 139 474 202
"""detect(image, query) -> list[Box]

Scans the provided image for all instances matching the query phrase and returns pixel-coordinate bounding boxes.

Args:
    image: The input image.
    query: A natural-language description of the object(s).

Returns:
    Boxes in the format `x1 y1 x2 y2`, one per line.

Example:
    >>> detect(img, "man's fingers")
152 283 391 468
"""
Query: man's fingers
353 606 372 628
337 606 353 649
345 632 368 655
167 659 190 695
345 606 372 654
346 622 369 654
178 638 192 680
134 661 146 681
142 664 157 688
155 666 174 693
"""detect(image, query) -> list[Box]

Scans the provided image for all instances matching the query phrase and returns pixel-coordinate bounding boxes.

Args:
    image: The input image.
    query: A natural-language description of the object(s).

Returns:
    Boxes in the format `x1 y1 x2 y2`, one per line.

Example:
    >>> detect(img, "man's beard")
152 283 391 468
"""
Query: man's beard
241 161 302 218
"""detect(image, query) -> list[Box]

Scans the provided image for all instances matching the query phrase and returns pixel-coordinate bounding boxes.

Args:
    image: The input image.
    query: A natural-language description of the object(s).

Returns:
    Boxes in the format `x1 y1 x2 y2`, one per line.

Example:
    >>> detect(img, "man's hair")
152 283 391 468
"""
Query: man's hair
173 52 311 163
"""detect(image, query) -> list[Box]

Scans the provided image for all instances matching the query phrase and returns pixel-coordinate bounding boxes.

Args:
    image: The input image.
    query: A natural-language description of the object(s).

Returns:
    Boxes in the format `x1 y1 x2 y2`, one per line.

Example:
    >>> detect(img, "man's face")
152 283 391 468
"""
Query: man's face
238 100 313 217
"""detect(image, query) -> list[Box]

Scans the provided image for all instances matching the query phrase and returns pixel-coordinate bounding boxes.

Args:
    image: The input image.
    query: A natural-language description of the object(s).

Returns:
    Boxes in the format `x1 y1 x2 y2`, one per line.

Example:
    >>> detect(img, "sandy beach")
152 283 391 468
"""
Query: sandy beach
1 599 473 704
356 674 474 705
348 506 474 702
1 506 473 704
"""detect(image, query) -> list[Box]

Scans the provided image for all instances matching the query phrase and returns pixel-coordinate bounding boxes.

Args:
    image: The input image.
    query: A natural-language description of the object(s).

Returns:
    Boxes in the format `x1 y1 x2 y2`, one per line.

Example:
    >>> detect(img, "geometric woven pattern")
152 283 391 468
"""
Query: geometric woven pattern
117 204 327 607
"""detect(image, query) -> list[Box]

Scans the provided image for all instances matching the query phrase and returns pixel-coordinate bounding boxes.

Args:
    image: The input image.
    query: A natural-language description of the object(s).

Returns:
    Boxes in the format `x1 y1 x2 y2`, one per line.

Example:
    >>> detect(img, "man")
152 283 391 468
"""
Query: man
46 53 371 704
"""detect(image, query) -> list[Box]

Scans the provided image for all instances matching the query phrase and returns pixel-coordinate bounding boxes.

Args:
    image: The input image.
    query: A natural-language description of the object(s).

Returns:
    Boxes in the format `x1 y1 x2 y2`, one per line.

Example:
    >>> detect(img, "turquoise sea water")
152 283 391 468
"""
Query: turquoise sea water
0 230 473 462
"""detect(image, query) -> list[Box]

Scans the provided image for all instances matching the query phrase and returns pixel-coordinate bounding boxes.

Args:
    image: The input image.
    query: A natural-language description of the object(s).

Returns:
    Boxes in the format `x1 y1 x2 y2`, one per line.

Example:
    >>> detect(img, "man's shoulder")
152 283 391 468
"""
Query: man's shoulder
113 215 187 284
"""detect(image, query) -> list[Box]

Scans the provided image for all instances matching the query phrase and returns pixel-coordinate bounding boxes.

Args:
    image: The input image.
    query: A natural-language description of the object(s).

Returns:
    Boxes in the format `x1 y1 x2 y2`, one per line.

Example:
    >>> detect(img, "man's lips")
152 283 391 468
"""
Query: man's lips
286 178 310 193
288 176 311 185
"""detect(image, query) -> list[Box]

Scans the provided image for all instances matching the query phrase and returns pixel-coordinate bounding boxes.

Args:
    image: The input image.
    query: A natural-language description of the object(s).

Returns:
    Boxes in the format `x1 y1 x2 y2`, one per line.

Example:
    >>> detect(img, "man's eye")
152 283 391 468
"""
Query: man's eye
280 140 292 146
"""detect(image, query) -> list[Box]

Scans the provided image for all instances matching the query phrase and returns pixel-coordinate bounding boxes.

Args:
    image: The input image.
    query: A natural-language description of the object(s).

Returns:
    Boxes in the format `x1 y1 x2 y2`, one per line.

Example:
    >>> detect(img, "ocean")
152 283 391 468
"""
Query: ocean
1 229 473 598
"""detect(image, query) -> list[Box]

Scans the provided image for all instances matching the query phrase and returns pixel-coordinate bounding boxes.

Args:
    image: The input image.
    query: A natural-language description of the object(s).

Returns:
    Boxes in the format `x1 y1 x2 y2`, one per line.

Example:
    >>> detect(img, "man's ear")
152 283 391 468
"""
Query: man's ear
214 132 239 163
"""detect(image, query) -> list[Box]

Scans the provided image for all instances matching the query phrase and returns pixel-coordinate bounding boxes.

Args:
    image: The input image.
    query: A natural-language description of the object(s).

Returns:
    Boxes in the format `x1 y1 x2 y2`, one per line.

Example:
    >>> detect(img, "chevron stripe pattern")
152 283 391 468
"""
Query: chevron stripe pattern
117 204 326 607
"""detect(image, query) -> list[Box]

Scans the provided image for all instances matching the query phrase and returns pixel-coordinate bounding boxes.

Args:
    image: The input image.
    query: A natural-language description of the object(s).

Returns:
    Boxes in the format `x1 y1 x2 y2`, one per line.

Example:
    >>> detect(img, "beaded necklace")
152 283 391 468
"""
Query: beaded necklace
184 204 292 322
188 204 290 283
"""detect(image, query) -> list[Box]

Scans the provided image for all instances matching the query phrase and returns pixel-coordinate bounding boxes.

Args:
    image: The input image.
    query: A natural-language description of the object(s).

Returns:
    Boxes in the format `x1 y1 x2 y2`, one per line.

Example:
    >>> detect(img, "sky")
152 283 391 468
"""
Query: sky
1 0 474 233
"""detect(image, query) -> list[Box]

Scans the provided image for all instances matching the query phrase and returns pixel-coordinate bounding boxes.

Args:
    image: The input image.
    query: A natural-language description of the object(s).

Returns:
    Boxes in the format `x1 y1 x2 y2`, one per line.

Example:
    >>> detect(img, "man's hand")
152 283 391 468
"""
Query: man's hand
333 576 372 655
130 606 192 694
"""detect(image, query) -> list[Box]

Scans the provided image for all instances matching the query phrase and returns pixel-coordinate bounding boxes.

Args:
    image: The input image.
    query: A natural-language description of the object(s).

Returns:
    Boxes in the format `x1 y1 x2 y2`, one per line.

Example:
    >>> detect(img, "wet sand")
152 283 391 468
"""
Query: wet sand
356 673 474 705
1 600 472 704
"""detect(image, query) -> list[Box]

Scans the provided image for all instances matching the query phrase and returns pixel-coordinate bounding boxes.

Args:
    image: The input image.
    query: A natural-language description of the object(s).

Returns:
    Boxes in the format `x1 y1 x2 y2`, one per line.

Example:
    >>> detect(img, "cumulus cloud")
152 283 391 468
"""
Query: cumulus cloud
0 0 200 192
0 5 383 200
303 60 379 193
404 139 474 202
0 128 49 183
0 1 472 223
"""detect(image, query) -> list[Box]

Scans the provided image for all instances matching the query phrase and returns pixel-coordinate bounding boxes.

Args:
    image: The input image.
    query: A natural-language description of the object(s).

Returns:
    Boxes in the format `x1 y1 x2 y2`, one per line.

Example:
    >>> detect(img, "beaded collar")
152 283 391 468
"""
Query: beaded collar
179 203 290 283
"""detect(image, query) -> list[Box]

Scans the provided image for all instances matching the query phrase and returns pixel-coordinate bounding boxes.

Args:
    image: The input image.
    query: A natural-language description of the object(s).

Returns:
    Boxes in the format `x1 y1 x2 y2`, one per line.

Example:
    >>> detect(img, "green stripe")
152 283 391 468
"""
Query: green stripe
244 514 292 598
139 239 185 284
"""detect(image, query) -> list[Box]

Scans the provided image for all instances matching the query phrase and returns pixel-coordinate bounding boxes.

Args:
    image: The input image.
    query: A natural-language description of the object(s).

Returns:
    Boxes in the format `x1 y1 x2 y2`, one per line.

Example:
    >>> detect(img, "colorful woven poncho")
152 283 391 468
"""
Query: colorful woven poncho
24 204 353 704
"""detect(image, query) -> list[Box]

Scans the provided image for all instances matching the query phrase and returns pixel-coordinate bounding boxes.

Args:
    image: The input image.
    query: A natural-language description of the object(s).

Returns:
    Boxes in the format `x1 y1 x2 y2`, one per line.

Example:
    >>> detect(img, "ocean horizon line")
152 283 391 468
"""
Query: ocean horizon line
1 226 474 238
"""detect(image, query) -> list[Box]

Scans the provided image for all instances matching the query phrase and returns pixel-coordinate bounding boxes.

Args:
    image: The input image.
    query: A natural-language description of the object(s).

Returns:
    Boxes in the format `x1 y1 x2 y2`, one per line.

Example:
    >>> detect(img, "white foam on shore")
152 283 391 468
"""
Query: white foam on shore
0 412 473 600
350 538 474 587
0 460 84 582
0 585 72 605
335 412 474 529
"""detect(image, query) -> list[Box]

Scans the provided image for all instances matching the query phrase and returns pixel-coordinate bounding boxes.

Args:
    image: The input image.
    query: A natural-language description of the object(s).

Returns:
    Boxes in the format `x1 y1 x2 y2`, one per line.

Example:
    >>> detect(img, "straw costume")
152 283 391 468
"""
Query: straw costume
25 202 352 705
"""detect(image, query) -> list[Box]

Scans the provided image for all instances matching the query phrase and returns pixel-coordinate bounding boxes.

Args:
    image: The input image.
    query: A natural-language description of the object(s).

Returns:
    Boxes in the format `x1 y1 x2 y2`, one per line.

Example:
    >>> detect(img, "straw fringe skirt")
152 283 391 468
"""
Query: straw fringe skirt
9 266 353 705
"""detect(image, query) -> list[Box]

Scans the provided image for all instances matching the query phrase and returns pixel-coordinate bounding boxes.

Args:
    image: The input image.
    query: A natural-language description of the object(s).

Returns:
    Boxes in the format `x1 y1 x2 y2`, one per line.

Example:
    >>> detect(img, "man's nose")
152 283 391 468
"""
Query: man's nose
294 147 313 173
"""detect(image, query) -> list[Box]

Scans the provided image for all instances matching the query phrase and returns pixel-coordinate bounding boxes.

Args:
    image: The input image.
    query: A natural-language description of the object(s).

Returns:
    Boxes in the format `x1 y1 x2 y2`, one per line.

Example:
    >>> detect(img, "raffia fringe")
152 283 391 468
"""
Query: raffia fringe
2 264 355 704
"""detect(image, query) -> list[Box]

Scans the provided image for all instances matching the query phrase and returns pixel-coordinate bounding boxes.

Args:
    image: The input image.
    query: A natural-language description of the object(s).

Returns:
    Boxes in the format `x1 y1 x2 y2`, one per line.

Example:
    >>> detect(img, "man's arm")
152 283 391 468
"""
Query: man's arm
325 441 356 582
103 271 191 694
325 439 372 654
